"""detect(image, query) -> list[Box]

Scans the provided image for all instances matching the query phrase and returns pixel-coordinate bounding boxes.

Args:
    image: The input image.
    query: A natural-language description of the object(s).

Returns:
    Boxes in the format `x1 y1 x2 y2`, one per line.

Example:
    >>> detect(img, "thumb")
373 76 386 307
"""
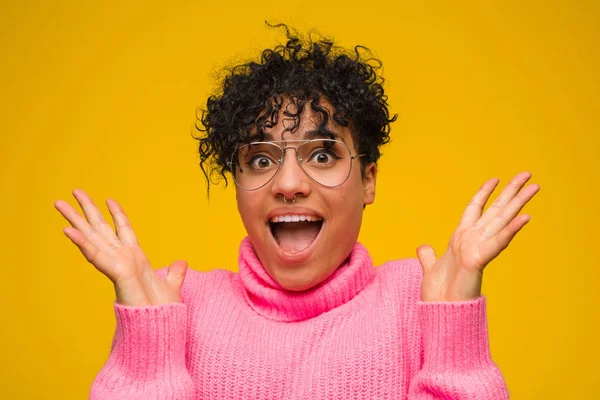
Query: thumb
416 245 437 274
165 259 189 293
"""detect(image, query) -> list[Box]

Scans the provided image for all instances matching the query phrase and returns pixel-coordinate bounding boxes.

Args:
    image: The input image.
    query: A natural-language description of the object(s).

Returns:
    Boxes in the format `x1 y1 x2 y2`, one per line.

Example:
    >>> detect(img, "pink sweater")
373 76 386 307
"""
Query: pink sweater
90 238 509 399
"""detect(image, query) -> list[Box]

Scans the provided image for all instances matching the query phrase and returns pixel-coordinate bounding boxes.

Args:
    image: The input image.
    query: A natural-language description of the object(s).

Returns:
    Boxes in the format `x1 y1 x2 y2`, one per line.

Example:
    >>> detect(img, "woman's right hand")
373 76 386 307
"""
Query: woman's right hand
54 189 188 307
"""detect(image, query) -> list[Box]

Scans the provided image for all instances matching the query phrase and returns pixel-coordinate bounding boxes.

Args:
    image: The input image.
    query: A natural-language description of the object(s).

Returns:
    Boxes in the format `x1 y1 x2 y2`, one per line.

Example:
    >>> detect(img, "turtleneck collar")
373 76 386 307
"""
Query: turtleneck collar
237 237 375 322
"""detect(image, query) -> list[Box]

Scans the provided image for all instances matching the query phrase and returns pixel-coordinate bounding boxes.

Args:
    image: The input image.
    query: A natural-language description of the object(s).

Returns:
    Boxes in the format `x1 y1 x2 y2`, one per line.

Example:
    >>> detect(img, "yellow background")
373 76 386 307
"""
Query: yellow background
1 1 598 398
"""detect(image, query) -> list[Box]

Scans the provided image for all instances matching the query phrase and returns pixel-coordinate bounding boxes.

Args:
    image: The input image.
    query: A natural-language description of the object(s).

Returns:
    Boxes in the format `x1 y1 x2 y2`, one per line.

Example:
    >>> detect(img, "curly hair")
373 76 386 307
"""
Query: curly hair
194 23 396 193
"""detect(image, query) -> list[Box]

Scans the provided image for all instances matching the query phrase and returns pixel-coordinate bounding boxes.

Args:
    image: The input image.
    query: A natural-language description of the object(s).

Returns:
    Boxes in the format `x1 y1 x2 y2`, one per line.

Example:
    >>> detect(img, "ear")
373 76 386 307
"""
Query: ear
362 162 377 205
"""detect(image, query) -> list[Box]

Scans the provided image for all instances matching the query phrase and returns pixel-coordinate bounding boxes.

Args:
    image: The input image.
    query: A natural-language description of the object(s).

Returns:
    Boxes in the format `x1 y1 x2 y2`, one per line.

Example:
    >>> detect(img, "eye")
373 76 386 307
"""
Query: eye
308 149 339 166
248 155 276 170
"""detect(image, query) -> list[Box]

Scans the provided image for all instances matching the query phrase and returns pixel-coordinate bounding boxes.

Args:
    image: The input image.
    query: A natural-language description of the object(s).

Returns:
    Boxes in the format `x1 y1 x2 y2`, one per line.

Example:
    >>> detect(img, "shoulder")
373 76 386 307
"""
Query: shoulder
374 257 424 301
154 265 236 305
371 258 424 330
376 257 423 284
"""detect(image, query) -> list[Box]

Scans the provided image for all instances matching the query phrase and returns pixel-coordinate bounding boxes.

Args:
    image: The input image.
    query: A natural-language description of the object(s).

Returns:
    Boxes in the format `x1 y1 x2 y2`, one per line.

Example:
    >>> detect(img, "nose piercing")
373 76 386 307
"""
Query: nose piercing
282 194 297 204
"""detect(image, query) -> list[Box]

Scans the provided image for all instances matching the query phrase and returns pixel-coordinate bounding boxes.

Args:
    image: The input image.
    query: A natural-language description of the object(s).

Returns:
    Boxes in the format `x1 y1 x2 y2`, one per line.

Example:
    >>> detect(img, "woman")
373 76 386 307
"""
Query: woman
54 27 539 399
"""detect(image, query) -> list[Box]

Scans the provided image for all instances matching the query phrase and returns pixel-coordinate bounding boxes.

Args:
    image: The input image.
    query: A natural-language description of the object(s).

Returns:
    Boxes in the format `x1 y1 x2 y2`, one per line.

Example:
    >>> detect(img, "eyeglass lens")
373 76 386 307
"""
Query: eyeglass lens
232 139 353 190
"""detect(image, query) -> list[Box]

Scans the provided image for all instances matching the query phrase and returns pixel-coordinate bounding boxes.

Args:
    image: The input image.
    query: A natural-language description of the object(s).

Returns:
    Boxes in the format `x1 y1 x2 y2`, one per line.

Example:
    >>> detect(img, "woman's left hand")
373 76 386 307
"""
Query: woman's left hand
416 171 540 302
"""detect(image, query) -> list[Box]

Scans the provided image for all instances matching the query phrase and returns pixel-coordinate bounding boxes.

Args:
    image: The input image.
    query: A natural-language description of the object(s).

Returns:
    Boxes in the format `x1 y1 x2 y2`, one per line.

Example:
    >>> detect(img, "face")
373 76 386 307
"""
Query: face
235 99 377 291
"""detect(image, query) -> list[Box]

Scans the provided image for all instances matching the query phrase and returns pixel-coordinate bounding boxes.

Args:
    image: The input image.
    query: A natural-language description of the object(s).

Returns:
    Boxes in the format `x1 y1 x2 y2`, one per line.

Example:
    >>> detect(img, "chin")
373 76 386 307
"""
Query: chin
270 263 329 291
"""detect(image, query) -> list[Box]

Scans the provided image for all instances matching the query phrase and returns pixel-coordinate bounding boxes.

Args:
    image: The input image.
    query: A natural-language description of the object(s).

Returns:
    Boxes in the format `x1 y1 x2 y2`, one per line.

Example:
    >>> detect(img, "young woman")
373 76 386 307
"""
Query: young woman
54 27 539 399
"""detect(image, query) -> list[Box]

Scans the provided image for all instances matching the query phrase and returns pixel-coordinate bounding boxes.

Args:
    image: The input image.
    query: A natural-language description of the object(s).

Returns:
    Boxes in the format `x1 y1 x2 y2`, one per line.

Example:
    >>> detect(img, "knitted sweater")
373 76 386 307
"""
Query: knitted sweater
89 238 509 399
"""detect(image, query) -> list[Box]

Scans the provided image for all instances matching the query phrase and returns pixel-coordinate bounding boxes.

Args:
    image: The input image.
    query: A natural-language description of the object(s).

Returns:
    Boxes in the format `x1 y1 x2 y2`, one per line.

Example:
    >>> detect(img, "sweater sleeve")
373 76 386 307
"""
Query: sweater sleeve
89 302 196 400
407 296 510 399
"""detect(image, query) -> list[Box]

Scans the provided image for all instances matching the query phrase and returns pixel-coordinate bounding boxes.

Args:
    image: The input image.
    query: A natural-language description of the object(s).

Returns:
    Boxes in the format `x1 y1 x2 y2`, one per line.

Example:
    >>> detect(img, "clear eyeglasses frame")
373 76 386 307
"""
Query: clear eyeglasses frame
227 139 365 191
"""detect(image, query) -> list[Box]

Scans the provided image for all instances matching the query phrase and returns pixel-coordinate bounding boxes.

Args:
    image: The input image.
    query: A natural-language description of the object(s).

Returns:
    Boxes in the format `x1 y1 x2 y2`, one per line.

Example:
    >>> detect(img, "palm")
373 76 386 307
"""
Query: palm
54 189 188 306
448 227 488 272
417 172 540 302
80 235 142 281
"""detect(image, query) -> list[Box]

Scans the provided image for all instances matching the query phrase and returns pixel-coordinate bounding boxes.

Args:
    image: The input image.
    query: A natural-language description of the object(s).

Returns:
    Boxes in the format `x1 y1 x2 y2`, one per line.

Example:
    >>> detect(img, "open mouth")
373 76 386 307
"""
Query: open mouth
269 215 324 253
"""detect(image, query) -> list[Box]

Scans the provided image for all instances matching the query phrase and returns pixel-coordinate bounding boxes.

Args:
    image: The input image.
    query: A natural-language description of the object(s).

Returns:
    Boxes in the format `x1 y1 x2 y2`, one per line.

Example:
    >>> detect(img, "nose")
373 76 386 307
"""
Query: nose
270 147 311 200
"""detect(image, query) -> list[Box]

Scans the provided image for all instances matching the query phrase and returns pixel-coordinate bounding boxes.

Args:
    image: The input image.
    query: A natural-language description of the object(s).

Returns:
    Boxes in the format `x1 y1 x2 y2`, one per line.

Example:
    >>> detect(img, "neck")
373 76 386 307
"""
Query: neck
237 237 375 322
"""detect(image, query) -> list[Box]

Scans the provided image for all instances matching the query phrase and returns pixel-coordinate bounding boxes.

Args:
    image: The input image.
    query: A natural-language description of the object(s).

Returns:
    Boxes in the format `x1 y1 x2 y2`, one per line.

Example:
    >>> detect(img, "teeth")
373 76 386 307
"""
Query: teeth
269 215 323 223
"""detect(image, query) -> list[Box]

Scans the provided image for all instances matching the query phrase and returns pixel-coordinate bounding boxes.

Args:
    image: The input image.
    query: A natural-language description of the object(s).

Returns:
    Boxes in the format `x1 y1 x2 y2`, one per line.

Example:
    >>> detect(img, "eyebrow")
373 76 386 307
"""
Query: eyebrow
248 129 342 142
248 132 274 141
303 129 341 140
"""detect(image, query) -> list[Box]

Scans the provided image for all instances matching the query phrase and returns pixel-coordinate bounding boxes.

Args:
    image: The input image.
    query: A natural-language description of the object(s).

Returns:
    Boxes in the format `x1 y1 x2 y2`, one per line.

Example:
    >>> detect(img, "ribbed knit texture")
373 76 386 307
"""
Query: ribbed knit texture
90 237 509 399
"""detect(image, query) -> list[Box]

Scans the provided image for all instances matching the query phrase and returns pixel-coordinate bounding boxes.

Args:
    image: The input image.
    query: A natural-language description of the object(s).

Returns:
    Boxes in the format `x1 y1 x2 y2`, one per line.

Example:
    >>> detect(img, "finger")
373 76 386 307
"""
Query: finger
479 214 531 265
165 260 189 295
478 172 532 227
483 183 540 238
416 245 437 273
54 198 115 251
61 226 118 278
106 198 139 246
71 189 121 247
459 177 500 227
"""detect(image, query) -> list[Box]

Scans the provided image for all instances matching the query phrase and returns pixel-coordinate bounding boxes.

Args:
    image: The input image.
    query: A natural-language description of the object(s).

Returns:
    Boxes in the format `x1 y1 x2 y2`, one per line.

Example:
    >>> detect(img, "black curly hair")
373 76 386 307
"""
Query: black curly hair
194 23 396 193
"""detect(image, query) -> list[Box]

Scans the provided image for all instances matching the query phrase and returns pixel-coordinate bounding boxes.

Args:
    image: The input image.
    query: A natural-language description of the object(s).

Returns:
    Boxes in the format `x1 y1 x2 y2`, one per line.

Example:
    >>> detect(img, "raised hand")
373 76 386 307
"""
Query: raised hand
54 189 188 307
416 172 540 302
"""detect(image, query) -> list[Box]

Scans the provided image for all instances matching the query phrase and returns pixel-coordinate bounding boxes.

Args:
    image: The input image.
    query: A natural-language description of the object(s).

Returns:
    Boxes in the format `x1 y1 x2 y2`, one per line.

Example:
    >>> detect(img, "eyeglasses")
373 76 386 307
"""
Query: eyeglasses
227 139 365 191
